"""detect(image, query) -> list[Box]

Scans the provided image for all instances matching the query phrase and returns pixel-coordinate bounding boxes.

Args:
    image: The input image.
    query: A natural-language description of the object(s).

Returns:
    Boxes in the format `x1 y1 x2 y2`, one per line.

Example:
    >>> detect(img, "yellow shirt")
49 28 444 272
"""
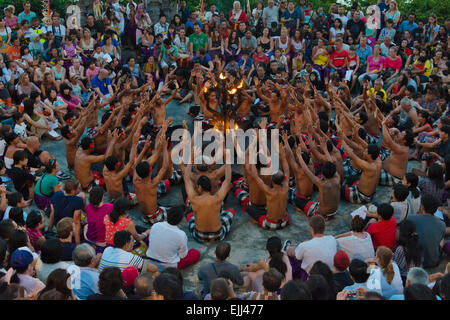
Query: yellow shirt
366 88 387 102
413 59 432 77
314 54 328 66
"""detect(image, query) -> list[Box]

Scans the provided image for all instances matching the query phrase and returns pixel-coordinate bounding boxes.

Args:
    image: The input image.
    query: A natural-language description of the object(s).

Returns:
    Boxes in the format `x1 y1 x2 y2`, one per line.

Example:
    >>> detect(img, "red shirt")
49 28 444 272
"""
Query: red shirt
367 217 397 251
253 53 269 66
330 49 348 67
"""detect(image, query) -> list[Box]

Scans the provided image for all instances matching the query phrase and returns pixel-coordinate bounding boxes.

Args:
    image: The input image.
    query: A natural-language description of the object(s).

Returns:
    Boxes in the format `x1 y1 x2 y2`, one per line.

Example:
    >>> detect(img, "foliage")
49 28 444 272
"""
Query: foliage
0 0 73 19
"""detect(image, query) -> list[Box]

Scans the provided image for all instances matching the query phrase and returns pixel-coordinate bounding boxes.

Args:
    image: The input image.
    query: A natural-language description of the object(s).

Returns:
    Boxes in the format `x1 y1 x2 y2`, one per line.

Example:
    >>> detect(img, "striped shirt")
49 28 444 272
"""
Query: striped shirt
99 247 144 271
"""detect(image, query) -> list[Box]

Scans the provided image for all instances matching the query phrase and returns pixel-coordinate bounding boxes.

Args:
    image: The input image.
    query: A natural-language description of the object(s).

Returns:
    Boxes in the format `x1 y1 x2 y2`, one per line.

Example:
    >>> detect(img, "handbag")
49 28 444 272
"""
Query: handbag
132 240 148 257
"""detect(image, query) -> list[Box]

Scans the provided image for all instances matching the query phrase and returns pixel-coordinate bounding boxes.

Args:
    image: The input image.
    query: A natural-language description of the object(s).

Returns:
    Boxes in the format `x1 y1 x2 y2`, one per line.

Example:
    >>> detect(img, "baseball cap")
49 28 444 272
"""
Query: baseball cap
333 250 350 272
122 266 139 287
10 249 34 268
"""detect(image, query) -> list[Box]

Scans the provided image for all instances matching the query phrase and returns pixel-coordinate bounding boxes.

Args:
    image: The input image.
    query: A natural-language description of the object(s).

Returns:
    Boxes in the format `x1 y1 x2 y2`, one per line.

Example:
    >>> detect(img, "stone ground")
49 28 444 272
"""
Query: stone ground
27 96 448 294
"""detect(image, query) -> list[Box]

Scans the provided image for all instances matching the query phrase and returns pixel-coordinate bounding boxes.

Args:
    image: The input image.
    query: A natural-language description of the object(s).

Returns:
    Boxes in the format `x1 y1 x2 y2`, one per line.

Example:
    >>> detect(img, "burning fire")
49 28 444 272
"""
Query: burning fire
227 88 237 95
219 73 226 80
237 80 244 89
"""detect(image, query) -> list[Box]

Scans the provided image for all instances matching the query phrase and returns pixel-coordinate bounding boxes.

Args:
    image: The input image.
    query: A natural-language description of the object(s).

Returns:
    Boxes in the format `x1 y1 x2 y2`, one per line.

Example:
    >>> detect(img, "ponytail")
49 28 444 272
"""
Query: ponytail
268 251 287 279
376 246 395 285
384 261 395 285
109 197 130 224
109 209 121 224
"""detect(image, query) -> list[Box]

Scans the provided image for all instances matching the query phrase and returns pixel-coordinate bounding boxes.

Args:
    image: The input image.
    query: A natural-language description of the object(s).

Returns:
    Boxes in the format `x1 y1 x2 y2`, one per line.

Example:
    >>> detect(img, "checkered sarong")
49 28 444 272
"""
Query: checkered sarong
143 206 168 224
259 213 290 231
343 157 362 178
186 208 235 243
379 169 402 186
342 181 374 204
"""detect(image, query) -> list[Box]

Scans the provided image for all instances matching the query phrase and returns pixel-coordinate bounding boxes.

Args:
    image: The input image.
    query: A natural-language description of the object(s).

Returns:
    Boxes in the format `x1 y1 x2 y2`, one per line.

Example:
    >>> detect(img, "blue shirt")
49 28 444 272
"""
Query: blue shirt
282 9 300 28
398 21 418 34
378 1 389 29
18 11 37 24
51 191 84 226
72 266 100 300
194 54 212 67
407 78 418 92
390 294 442 300
91 76 112 96
238 57 254 71
356 44 373 67
186 19 203 31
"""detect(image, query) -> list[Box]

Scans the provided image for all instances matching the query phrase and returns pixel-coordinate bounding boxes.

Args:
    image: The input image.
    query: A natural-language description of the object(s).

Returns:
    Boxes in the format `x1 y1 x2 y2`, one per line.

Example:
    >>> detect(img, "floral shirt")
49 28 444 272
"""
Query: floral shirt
104 215 131 245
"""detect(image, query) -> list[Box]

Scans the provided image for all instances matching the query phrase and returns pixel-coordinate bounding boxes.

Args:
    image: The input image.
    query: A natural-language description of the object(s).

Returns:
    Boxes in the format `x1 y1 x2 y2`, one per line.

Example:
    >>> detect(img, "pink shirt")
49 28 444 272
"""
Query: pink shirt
85 203 114 243
86 66 100 78
384 56 402 71
367 55 385 73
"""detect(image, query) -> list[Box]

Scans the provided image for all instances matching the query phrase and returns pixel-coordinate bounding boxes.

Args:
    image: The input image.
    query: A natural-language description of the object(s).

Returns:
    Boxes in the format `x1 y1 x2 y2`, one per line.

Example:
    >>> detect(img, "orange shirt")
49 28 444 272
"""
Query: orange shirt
6 45 20 61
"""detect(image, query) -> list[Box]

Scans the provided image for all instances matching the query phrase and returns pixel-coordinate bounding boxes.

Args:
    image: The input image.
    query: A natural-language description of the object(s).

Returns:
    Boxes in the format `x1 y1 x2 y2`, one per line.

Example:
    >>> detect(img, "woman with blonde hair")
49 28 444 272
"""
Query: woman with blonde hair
385 1 401 27
366 246 403 299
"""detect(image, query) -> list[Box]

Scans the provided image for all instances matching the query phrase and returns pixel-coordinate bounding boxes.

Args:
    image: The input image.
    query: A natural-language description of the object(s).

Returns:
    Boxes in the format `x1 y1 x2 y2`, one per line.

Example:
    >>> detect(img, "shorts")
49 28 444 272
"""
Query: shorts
343 157 362 178
247 202 290 230
342 180 374 204
295 197 337 219
185 208 235 243
379 169 402 186
142 206 168 224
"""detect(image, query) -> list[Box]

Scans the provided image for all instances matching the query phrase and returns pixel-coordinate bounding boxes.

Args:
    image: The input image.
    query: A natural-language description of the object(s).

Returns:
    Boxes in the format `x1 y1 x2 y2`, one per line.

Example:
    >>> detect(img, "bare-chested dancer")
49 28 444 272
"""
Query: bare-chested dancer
183 150 234 243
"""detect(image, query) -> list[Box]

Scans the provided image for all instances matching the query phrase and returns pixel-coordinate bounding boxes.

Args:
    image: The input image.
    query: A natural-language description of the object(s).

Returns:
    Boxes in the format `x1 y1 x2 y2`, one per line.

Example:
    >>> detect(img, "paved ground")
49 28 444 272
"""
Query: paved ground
24 96 447 294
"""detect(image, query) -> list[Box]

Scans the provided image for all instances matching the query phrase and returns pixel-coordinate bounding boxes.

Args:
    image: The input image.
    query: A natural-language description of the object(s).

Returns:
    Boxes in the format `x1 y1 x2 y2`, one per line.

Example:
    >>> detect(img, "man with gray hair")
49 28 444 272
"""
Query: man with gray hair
135 273 154 300
390 97 418 131
263 0 278 28
71 243 102 300
390 267 441 300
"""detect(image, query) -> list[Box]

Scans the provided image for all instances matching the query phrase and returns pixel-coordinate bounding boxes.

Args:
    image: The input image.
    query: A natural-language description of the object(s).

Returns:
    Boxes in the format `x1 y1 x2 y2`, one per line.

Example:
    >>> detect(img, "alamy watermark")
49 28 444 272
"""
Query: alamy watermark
170 121 280 175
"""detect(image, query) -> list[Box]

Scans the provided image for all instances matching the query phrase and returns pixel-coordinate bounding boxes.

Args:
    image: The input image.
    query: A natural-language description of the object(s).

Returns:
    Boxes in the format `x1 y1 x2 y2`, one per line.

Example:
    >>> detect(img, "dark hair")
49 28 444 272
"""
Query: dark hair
377 203 394 220
210 277 229 300
350 215 365 232
319 119 329 133
109 198 130 224
215 242 231 261
398 220 423 268
427 163 445 189
0 220 15 240
7 192 23 207
321 162 336 179
280 280 312 300
136 161 151 179
405 172 420 198
25 210 42 229
89 187 104 207
363 291 386 300
262 268 283 292
197 176 211 192
309 261 337 299
167 206 184 226
393 183 409 201
113 230 132 248
358 111 368 124
40 239 64 264
98 267 124 296
439 273 450 300
12 150 26 165
367 144 380 160
349 259 370 283
8 230 29 260
306 274 331 300
63 179 79 194
405 284 436 300
38 269 72 300
0 238 7 267
271 170 285 186
153 273 183 300
403 129 415 147
266 236 287 279
104 155 120 171
9 207 25 227
420 194 439 215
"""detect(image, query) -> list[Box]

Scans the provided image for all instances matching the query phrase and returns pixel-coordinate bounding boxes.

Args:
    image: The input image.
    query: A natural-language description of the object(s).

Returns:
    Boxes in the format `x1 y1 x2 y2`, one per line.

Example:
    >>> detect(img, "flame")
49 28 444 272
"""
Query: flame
227 88 237 95
219 73 226 80
237 80 244 89
234 124 239 130
204 86 208 93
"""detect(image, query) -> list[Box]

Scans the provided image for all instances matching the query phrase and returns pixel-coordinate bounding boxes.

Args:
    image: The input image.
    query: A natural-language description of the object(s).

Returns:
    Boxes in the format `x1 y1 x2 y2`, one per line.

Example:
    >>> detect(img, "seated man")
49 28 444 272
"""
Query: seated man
183 151 234 243
245 144 291 230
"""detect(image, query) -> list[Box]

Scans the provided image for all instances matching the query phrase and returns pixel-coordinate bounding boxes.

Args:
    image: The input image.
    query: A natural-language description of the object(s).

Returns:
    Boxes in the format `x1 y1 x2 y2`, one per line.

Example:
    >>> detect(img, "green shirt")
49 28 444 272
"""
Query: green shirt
189 32 208 53
34 173 59 197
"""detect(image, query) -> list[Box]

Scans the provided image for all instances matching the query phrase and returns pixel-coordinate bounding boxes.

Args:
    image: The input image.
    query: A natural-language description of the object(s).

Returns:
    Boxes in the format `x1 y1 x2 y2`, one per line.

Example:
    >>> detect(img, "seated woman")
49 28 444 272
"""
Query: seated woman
34 159 61 212
11 149 38 201
58 83 82 112
84 187 113 254
335 216 375 261
17 73 41 97
44 87 68 121
30 92 60 134
51 58 66 91
22 98 54 140
40 72 58 99
3 131 26 171
103 197 149 247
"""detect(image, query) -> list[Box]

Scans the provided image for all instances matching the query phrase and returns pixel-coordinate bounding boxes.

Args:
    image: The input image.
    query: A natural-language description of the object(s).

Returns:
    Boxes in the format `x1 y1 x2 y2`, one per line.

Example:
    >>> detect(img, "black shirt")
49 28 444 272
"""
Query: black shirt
346 19 365 39
24 148 43 169
60 240 77 261
10 166 35 200
333 271 354 292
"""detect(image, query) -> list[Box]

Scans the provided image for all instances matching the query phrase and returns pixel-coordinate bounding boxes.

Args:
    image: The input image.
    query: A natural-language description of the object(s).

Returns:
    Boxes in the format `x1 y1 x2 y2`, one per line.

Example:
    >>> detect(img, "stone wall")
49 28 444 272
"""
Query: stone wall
145 0 178 23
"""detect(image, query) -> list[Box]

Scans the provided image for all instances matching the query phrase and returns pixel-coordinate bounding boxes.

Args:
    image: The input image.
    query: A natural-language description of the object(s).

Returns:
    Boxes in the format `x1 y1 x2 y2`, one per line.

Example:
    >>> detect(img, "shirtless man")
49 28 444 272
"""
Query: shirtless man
74 130 118 192
335 118 382 204
295 147 341 219
133 132 170 225
199 82 219 124
183 150 234 243
254 77 287 126
103 131 150 202
379 117 414 186
245 143 291 230
61 109 88 170
150 81 178 127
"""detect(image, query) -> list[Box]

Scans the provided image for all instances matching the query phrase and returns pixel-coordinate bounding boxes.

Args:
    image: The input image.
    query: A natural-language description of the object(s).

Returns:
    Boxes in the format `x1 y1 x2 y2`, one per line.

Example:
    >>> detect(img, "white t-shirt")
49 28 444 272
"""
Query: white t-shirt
295 235 338 273
146 221 188 267
14 122 28 140
99 247 144 271
337 232 375 261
